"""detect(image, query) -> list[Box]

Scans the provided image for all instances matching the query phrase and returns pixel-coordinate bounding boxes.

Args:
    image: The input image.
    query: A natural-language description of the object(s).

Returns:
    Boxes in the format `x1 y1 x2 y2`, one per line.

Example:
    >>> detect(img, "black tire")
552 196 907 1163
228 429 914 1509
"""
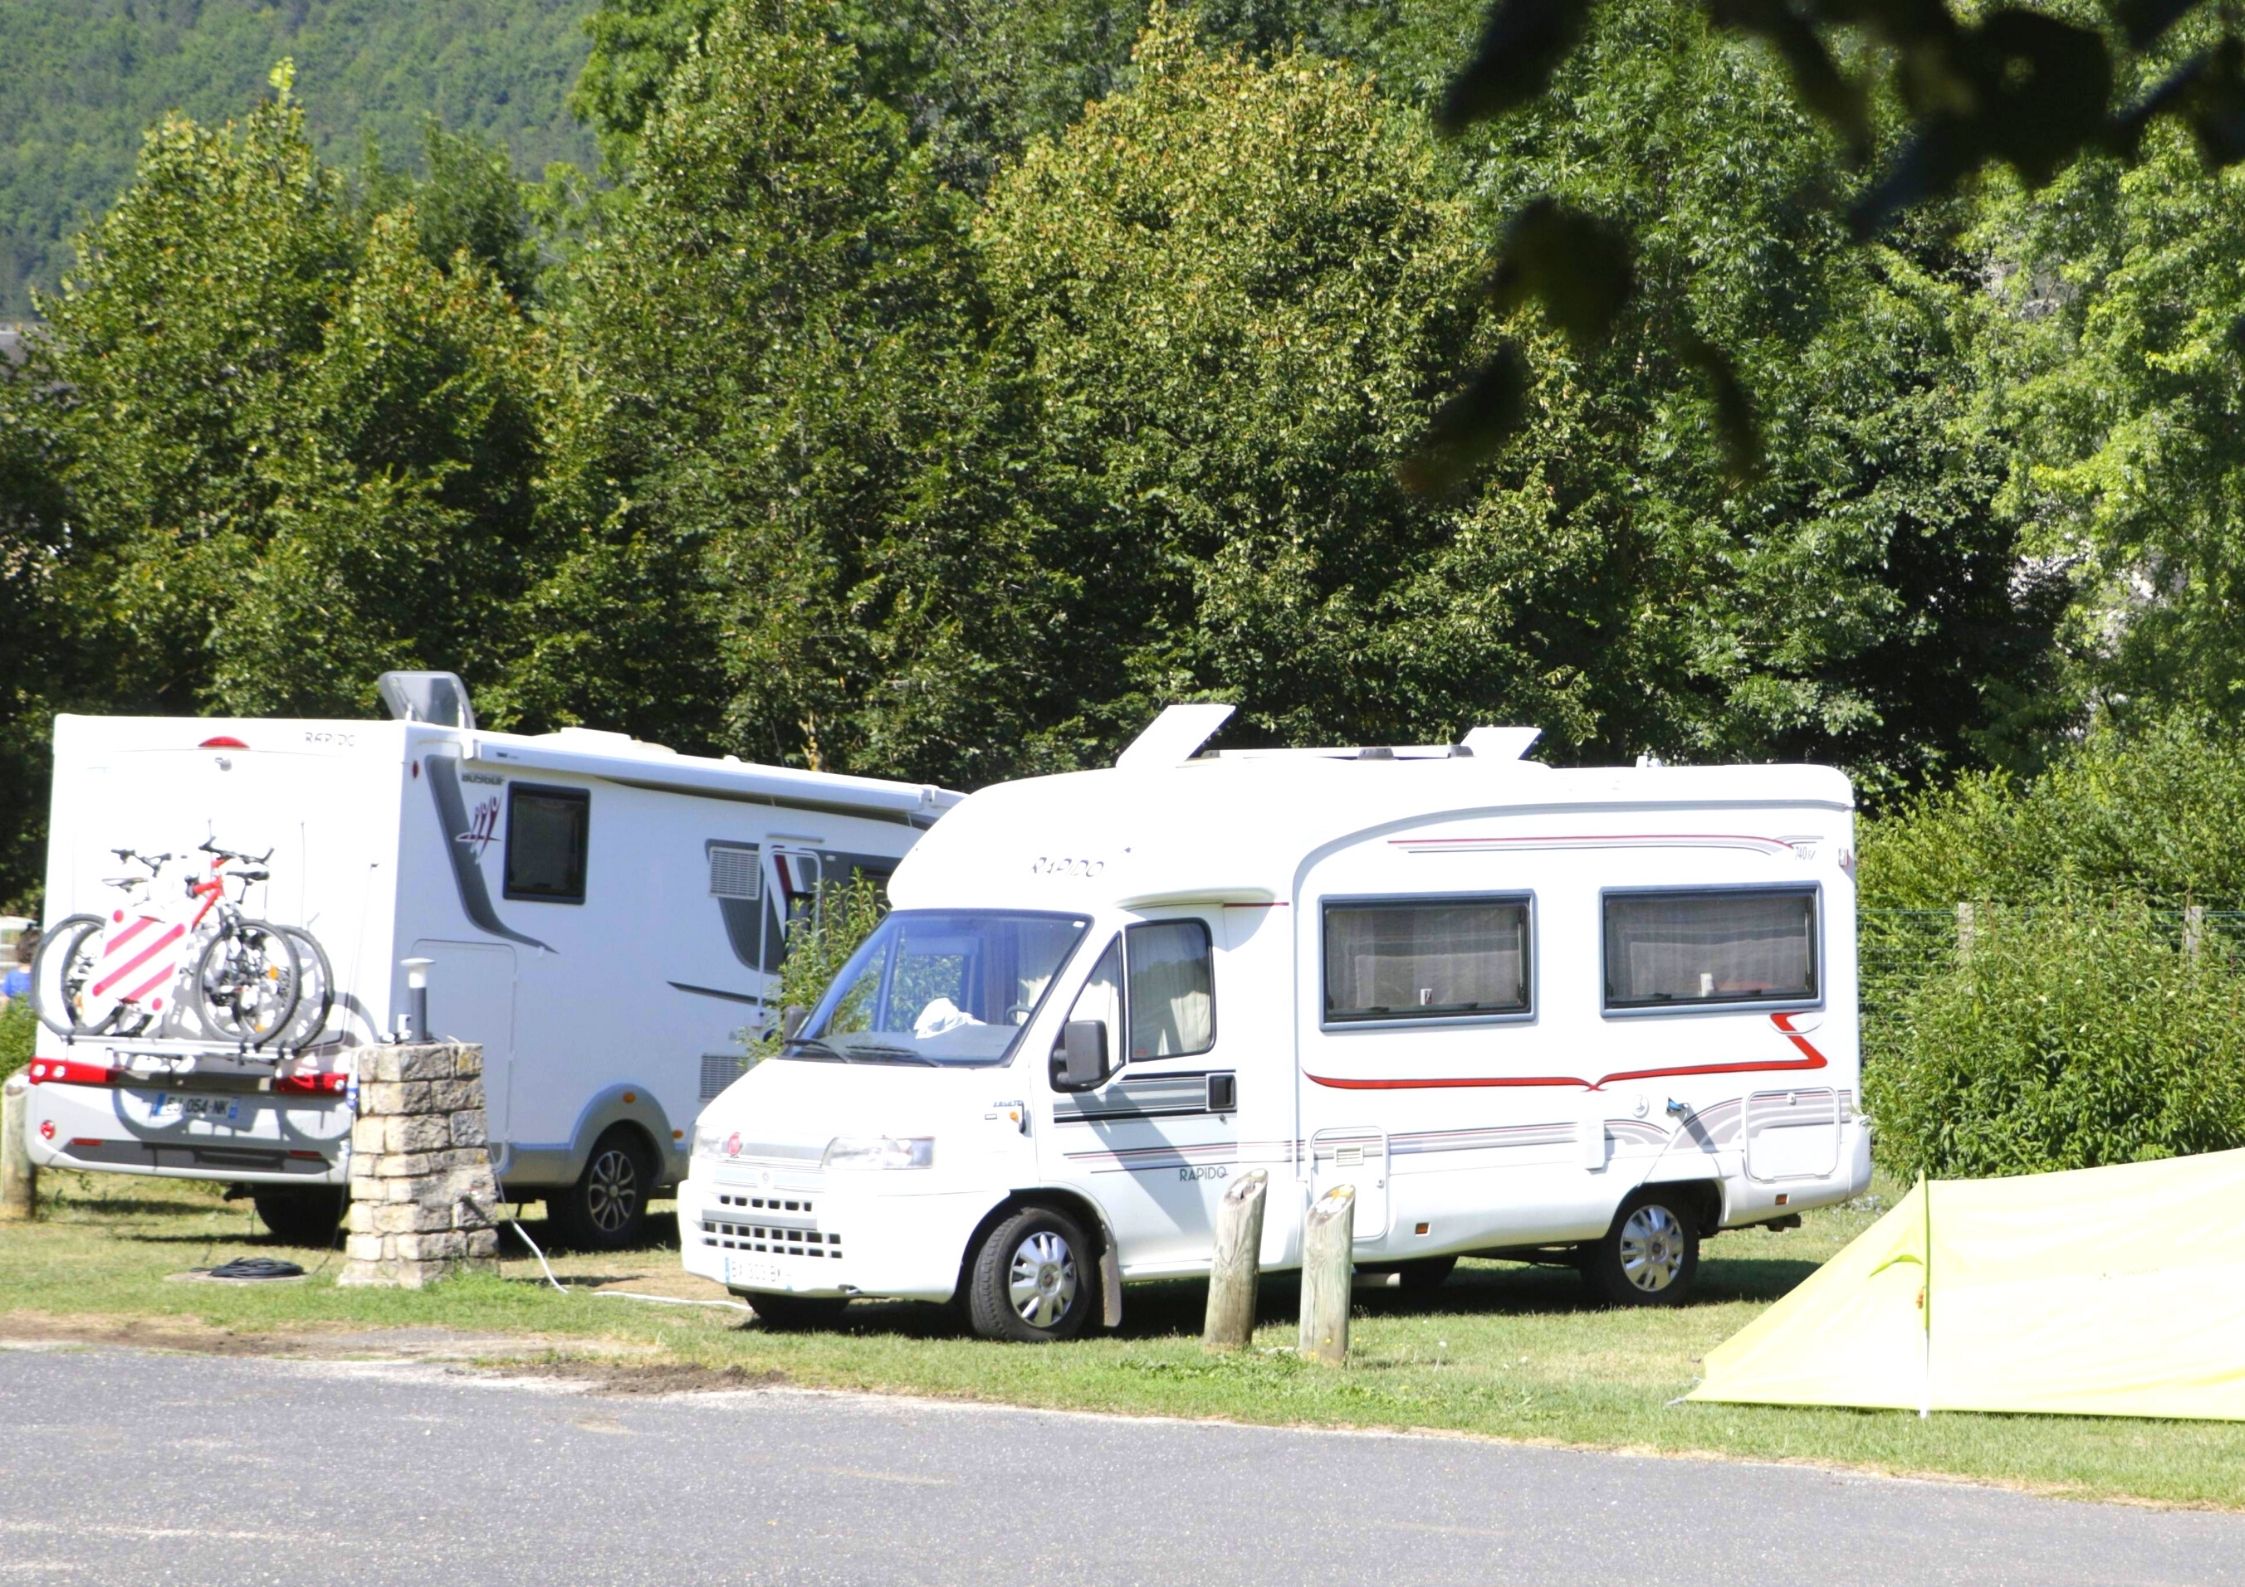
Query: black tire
738 1291 849 1331
252 1186 346 1247
29 914 103 1036
548 1128 654 1251
1584 1187 1702 1307
194 921 302 1046
276 926 335 1049
965 1205 1098 1343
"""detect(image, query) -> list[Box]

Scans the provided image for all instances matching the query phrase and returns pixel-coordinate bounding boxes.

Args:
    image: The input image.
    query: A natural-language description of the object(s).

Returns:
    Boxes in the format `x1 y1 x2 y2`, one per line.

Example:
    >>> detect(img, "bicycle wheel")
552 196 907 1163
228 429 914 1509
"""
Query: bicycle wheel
194 921 302 1046
274 925 335 1049
29 914 103 1037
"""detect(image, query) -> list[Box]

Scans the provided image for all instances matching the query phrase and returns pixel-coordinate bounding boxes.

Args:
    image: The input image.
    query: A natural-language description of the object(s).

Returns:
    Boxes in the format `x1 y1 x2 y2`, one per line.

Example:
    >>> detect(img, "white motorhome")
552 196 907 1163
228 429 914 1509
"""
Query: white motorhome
680 704 1872 1338
21 673 959 1246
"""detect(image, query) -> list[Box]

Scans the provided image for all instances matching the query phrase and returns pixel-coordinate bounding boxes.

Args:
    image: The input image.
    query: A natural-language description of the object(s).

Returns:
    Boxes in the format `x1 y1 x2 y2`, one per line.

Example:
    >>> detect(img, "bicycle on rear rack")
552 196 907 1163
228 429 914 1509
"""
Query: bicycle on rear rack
32 839 314 1049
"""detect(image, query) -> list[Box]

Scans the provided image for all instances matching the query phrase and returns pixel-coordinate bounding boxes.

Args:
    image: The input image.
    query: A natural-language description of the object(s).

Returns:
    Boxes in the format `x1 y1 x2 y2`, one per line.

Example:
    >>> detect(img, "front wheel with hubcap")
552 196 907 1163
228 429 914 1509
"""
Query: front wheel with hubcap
739 1291 849 1331
1584 1188 1701 1307
966 1206 1096 1342
548 1128 653 1251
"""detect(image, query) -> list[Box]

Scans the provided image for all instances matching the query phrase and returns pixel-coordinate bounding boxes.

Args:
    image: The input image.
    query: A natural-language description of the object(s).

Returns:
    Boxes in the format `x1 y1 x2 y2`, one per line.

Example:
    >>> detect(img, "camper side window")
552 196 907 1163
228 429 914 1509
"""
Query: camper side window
1323 896 1532 1025
504 784 590 903
1126 920 1215 1060
1061 922 1218 1068
1602 887 1817 1011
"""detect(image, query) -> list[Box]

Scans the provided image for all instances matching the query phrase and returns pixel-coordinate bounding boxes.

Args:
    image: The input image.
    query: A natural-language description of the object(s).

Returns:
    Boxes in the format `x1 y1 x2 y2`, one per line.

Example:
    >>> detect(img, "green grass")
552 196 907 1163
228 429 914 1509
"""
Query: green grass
4 1172 2243 1508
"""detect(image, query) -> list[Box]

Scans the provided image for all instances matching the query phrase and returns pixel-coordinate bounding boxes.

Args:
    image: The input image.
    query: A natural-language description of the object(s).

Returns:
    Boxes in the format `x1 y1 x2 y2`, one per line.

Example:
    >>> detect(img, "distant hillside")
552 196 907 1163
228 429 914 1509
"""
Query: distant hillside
0 0 599 316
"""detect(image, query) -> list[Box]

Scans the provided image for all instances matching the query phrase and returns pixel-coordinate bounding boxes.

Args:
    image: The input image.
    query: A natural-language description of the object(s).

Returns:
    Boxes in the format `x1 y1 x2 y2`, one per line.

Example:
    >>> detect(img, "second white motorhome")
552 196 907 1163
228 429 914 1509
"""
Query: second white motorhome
22 674 960 1246
681 704 1872 1337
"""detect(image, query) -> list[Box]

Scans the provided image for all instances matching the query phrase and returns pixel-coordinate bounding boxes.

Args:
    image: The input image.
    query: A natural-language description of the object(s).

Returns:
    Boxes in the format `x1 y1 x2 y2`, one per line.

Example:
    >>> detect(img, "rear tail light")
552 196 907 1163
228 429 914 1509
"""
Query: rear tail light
273 1071 348 1096
25 1058 119 1087
68 1137 104 1149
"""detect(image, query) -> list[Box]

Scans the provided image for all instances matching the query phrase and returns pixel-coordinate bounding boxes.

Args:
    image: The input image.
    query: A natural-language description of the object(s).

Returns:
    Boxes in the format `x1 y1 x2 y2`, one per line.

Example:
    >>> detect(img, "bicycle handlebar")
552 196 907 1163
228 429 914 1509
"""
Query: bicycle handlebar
198 837 275 865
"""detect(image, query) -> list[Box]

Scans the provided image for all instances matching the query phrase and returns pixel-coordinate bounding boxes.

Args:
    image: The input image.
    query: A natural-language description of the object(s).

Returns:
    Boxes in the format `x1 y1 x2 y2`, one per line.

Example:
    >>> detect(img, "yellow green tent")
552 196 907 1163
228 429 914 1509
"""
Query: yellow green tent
1689 1147 2245 1419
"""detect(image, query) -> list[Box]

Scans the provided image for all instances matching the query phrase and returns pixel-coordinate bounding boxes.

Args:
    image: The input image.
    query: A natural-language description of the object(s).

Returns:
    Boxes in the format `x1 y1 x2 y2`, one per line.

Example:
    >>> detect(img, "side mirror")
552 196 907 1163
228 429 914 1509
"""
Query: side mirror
1051 1019 1112 1092
780 1005 808 1041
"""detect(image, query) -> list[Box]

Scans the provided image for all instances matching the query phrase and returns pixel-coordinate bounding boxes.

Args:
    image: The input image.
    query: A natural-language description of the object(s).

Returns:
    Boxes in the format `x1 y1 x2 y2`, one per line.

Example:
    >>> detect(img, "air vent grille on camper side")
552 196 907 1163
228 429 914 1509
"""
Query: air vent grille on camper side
701 1052 749 1102
709 843 761 900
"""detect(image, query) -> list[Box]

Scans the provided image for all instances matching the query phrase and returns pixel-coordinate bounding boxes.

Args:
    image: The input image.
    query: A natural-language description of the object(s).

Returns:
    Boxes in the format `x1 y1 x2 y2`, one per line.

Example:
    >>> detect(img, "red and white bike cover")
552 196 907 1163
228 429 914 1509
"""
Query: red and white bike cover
81 907 188 1028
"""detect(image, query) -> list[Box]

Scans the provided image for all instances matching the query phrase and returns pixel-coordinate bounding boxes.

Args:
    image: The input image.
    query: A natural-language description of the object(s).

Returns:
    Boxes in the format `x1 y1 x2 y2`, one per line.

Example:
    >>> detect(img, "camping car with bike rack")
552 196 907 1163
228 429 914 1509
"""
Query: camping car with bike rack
679 704 1872 1338
22 673 959 1246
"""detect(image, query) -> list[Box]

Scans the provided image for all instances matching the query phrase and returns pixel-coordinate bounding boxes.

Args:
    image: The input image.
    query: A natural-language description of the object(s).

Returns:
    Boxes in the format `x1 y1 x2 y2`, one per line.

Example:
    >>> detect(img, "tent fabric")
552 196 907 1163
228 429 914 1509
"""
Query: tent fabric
1689 1148 2245 1420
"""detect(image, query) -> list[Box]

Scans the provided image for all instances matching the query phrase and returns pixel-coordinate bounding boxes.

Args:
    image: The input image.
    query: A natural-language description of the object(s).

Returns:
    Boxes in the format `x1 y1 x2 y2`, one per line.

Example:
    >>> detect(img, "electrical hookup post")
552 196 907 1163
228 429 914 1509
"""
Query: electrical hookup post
337 1041 501 1288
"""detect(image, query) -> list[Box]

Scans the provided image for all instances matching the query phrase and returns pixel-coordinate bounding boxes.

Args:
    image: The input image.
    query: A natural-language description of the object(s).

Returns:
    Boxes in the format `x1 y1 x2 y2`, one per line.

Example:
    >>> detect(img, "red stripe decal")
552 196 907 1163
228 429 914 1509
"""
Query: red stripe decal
119 967 175 1005
1392 832 1790 849
1306 1013 1830 1093
92 924 185 996
107 916 156 953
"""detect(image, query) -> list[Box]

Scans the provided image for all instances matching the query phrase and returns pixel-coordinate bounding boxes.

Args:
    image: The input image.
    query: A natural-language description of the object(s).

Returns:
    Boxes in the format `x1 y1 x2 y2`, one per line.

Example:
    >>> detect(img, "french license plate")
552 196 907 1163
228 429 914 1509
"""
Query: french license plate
144 1092 242 1126
725 1255 786 1290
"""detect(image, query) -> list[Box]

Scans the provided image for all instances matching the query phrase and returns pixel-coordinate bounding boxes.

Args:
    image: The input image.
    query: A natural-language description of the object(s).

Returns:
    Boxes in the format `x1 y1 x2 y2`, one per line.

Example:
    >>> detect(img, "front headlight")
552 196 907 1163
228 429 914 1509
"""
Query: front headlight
691 1122 729 1160
821 1135 935 1170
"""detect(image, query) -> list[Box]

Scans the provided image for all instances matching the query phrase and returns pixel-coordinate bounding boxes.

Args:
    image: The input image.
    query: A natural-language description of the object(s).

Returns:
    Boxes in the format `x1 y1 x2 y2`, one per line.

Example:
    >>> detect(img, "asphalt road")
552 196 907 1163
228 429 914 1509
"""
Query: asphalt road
3 1343 2241 1586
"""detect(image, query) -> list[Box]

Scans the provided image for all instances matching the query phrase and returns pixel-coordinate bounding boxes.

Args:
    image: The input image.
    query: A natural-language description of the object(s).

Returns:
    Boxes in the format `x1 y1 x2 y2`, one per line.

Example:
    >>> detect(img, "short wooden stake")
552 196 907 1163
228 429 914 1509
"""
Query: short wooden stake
1202 1169 1269 1353
2 1073 36 1222
1298 1184 1356 1367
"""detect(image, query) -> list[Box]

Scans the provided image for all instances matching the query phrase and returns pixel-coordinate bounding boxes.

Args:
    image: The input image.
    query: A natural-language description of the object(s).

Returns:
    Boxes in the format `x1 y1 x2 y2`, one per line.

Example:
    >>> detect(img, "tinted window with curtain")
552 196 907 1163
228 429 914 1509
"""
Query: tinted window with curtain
1603 889 1816 1009
504 785 589 903
1125 920 1215 1059
1323 898 1531 1023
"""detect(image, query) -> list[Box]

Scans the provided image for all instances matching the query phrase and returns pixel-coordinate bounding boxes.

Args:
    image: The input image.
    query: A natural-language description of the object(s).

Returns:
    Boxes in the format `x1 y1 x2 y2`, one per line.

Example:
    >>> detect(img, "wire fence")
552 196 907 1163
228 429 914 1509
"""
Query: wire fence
1858 905 2245 1059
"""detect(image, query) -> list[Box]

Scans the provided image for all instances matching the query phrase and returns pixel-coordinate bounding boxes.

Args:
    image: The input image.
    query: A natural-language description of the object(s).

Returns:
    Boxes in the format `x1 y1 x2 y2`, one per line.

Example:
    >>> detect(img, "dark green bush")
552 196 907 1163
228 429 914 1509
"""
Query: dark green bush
1865 896 2245 1179
0 995 33 1083
1861 712 2245 911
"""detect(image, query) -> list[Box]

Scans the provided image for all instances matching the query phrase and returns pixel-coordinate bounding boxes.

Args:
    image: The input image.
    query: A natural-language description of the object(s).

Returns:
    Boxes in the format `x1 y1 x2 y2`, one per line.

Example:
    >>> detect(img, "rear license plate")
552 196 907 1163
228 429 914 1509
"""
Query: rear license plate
140 1091 243 1127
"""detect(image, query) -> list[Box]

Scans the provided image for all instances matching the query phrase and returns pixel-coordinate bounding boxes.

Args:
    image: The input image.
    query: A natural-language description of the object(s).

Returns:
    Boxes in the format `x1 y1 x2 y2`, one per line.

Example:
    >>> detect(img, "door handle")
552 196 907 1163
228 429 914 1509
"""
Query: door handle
1207 1072 1237 1113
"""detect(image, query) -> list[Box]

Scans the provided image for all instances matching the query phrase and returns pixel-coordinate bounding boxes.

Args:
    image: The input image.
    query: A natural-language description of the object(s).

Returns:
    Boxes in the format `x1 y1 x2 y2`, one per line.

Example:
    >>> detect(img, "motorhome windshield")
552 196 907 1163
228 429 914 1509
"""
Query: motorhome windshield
788 910 1090 1068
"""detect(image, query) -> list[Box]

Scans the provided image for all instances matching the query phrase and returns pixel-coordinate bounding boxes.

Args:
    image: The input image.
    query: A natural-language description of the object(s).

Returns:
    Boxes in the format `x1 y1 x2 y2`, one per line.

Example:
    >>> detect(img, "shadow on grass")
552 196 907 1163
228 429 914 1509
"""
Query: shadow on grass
706 1252 1829 1344
43 1193 232 1220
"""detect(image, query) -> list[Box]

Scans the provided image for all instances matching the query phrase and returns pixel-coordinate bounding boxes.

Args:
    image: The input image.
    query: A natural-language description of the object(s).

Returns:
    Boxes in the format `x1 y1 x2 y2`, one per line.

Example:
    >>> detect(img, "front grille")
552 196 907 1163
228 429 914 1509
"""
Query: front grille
701 1191 843 1259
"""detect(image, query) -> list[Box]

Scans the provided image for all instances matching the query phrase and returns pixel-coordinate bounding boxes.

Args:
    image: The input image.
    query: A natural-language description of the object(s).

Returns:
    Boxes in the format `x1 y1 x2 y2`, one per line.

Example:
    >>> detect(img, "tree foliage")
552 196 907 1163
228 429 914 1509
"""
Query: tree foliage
0 70 546 904
0 0 598 316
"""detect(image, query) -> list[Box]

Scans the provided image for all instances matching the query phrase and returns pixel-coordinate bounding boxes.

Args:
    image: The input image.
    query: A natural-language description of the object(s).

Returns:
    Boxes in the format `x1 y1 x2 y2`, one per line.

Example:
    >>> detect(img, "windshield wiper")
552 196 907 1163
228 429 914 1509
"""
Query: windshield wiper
780 1037 849 1062
846 1042 941 1067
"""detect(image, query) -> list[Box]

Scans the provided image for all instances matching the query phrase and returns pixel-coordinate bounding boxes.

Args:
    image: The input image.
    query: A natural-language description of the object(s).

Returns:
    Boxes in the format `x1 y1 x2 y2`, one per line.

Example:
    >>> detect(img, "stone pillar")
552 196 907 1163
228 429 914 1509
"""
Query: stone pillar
338 1042 501 1288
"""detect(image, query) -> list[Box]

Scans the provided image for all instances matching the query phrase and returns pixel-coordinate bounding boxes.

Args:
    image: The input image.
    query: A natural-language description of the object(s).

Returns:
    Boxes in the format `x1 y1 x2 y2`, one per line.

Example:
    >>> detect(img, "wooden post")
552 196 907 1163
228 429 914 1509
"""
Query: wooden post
2184 905 2205 962
1202 1169 1269 1353
1955 901 1975 966
1 1073 35 1222
1298 1184 1356 1367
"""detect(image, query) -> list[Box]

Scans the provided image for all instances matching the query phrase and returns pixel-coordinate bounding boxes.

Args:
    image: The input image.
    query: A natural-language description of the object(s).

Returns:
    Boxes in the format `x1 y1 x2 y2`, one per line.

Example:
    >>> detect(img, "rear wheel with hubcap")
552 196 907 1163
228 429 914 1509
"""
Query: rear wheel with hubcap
252 1186 345 1247
1584 1187 1701 1307
966 1206 1097 1342
548 1128 653 1251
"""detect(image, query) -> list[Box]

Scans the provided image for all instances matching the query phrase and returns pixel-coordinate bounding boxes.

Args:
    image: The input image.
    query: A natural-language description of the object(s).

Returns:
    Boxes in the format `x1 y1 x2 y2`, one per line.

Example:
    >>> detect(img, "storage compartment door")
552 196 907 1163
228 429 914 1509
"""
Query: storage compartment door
407 939 517 1141
1309 1128 1389 1244
1743 1088 1840 1182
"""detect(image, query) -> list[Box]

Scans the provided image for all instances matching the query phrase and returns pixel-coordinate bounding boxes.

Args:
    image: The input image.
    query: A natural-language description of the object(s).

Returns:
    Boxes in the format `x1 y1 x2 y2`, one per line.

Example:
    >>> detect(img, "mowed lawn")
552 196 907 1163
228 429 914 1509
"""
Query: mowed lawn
4 1171 2241 1509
